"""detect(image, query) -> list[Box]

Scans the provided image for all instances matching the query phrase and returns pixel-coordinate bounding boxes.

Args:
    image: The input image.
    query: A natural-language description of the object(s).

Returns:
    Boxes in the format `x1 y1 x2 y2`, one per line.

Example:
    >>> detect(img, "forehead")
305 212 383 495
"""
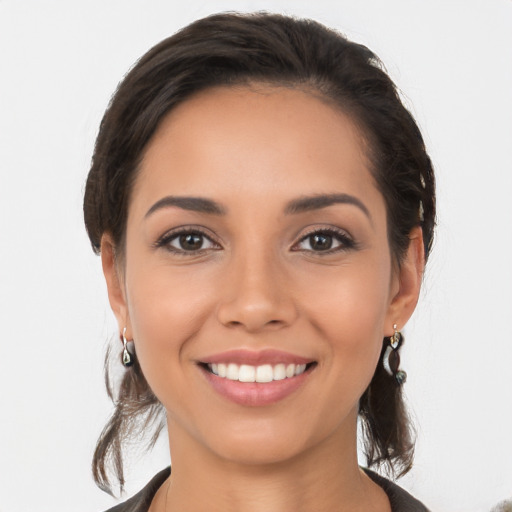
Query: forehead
132 85 382 217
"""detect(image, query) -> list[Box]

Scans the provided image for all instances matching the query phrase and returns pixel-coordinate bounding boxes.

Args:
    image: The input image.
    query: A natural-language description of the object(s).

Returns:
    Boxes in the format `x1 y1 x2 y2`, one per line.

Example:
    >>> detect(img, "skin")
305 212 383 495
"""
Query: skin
102 85 424 512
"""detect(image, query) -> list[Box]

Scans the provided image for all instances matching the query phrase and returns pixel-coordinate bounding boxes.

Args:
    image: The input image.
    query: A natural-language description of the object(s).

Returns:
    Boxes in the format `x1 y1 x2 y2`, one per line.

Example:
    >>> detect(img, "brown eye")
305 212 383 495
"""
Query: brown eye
309 233 333 251
294 229 354 254
178 233 204 251
162 230 219 253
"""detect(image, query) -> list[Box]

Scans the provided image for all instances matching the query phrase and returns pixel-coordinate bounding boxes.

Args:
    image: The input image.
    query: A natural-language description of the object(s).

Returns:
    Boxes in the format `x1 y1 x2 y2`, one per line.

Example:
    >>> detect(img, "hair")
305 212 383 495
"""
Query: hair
84 11 436 495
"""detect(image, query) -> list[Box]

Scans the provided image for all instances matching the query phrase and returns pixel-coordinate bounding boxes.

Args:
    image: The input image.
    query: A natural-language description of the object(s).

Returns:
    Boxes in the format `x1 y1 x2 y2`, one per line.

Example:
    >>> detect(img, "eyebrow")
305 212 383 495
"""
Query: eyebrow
284 193 371 219
145 196 226 218
145 193 371 220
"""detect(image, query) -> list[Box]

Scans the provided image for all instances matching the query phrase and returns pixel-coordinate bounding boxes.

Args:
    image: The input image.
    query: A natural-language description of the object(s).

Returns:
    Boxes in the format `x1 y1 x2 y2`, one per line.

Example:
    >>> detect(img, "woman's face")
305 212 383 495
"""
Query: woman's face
104 85 419 465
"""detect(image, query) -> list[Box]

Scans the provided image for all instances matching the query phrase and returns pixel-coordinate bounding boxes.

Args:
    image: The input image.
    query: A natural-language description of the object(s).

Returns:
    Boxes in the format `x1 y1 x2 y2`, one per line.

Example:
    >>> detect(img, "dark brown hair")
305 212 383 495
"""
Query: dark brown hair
84 11 436 495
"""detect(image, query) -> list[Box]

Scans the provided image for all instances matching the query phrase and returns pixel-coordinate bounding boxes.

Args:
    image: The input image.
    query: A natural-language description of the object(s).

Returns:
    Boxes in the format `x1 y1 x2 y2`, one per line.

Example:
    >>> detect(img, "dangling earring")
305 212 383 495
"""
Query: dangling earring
383 324 407 385
121 327 135 367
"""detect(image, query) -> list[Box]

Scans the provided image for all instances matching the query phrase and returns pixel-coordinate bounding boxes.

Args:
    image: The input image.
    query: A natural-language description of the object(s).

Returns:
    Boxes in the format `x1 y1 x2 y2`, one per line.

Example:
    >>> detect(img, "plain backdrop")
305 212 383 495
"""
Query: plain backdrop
1 1 511 511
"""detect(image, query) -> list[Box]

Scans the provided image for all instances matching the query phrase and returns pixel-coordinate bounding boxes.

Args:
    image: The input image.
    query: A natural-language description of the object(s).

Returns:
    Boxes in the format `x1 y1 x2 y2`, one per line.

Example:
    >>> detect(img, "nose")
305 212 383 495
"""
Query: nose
216 250 298 333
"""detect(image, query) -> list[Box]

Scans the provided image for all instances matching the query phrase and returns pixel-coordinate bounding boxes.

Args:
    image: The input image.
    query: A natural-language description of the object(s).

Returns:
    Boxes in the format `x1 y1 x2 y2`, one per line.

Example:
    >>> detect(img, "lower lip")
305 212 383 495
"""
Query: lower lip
200 366 313 406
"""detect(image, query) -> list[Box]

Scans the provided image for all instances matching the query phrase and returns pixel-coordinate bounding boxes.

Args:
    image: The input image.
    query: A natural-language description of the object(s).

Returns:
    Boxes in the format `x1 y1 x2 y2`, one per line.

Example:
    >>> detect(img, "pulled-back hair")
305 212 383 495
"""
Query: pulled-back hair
84 11 435 495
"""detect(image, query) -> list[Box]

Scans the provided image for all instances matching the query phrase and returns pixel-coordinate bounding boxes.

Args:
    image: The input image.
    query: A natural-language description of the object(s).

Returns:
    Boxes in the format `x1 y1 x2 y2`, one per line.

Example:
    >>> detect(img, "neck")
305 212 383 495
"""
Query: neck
156 409 389 512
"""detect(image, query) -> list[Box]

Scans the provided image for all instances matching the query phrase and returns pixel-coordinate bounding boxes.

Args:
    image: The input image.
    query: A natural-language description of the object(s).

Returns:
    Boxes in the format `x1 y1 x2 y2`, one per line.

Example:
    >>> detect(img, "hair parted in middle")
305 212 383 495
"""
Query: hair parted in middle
84 11 435 495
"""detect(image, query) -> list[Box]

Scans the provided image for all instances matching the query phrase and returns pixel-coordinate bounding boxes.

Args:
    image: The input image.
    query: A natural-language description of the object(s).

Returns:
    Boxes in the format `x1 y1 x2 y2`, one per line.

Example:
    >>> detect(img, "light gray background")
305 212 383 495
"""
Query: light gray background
1 1 511 511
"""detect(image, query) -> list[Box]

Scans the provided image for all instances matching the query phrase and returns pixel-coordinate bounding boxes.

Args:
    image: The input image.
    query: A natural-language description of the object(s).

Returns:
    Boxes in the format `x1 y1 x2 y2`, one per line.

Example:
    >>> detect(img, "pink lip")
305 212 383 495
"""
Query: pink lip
201 368 313 407
197 349 316 407
199 349 313 366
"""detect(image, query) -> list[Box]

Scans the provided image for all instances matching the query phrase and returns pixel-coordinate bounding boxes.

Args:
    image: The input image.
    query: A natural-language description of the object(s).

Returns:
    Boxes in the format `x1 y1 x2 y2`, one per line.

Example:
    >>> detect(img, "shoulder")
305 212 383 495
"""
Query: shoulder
102 467 171 512
363 468 431 512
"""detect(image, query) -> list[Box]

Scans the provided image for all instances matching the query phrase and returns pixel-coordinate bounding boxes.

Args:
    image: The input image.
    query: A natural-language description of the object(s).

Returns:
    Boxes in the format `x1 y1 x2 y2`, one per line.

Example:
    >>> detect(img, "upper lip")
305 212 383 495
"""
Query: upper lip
199 349 314 366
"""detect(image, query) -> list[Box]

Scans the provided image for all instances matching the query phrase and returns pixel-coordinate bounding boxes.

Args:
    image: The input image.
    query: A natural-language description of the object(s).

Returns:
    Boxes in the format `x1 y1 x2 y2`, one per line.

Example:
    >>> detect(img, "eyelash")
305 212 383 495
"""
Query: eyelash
291 227 356 254
155 226 221 255
155 226 356 256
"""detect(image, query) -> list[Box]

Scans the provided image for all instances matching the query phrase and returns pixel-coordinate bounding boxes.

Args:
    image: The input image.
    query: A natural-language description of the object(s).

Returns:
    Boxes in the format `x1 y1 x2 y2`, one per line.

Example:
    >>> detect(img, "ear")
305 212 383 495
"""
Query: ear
100 234 131 338
385 226 425 335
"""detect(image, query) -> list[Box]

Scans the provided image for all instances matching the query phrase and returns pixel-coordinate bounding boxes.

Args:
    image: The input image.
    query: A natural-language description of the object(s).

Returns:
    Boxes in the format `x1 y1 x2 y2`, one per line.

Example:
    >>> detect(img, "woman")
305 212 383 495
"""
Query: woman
84 12 435 512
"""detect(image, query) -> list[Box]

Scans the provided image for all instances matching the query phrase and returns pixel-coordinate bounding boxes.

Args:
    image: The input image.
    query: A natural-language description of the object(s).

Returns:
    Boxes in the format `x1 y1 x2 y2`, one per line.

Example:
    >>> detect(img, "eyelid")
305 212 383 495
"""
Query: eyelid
291 225 356 253
154 225 222 253
153 224 355 255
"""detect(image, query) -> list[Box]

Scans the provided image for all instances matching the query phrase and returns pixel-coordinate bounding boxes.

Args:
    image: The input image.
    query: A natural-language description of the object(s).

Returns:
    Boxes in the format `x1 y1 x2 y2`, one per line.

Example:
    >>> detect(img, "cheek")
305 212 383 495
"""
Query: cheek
126 250 213 332
300 258 391 382
123 263 213 397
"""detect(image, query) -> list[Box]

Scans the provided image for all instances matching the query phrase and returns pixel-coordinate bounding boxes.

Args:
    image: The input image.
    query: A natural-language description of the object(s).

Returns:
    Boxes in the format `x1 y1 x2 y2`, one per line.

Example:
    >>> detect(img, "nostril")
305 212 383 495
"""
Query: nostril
217 295 298 332
224 318 284 331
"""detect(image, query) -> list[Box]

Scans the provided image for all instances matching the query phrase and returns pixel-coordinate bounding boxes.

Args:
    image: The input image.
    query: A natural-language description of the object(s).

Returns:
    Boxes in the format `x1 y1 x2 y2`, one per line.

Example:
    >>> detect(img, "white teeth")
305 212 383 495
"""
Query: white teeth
273 363 286 381
207 362 310 382
295 364 306 376
256 364 273 383
227 363 239 380
239 365 255 382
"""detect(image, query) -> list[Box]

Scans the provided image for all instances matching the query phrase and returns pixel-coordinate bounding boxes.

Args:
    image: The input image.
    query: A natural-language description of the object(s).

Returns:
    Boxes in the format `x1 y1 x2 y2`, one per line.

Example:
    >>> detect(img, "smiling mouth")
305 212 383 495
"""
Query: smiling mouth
198 353 317 405
202 362 316 383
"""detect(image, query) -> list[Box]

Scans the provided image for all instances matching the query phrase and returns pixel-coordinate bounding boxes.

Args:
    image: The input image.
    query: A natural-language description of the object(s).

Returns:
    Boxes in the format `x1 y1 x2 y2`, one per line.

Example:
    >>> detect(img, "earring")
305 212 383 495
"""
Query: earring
383 324 407 385
121 327 135 367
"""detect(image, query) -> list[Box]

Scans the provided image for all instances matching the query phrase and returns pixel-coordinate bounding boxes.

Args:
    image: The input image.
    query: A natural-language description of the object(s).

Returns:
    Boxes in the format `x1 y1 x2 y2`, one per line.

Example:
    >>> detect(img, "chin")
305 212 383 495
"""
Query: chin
194 410 347 469
211 436 310 468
